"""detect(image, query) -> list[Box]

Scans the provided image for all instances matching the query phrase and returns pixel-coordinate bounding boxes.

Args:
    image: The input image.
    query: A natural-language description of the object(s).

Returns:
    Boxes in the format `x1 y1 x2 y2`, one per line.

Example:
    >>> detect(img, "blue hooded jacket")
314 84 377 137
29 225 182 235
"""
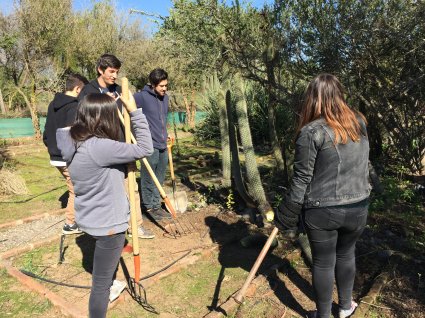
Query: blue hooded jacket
134 85 168 149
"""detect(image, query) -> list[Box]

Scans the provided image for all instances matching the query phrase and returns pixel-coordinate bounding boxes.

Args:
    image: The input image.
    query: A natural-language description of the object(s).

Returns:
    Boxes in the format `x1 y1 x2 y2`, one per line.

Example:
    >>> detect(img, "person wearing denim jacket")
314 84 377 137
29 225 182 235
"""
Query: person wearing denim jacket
275 74 370 318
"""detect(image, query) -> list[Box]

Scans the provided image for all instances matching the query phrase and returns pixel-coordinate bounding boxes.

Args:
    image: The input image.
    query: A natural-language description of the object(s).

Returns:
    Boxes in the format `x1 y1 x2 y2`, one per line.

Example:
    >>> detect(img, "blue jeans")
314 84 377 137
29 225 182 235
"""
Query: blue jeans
140 148 168 210
303 199 368 318
89 232 125 318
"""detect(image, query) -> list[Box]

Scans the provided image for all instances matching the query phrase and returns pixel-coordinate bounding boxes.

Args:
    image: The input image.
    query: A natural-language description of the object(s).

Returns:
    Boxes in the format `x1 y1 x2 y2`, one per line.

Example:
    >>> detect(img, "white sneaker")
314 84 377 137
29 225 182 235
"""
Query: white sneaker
109 279 127 302
339 301 358 318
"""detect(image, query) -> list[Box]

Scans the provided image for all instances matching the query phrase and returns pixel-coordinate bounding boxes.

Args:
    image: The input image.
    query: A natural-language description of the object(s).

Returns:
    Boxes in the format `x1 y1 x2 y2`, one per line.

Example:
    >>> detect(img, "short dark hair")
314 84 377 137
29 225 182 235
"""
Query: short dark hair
70 94 120 142
65 73 88 92
96 54 122 76
148 68 168 87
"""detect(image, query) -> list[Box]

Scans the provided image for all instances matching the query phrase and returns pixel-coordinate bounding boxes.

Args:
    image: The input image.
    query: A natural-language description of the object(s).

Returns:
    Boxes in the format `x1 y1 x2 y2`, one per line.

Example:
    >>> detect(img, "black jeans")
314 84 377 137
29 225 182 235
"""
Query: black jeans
140 148 168 210
303 199 368 318
89 232 125 318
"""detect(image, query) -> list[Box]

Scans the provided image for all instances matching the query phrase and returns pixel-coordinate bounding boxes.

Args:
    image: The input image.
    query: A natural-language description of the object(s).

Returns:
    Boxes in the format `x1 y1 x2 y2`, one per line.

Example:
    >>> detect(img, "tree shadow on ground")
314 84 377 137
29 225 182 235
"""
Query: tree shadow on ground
205 215 314 317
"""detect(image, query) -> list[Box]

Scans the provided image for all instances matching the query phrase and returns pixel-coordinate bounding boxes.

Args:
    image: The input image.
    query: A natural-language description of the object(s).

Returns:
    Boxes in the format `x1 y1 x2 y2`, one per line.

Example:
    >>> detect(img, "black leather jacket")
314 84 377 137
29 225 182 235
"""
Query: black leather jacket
288 117 370 208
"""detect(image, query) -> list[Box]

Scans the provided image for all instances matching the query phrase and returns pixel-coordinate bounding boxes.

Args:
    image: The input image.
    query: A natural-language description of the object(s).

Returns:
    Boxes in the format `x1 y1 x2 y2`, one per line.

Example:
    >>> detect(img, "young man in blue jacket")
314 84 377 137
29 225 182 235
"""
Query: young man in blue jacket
43 74 88 234
134 68 172 221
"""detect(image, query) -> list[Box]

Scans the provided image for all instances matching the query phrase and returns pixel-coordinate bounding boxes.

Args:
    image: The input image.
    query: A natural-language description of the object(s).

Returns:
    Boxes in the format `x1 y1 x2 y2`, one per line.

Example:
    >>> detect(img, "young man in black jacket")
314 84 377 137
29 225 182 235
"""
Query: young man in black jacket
43 74 88 234
78 54 122 101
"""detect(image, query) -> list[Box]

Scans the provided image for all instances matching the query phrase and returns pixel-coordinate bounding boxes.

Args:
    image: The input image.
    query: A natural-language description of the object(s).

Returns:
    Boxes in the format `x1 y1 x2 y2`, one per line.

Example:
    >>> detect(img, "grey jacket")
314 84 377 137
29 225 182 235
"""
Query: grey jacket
56 109 153 236
288 117 370 208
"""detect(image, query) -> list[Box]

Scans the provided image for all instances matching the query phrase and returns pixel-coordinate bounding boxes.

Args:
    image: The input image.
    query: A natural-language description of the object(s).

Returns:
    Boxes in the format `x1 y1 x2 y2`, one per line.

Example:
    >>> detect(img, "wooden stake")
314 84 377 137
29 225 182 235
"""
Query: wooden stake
121 78 141 282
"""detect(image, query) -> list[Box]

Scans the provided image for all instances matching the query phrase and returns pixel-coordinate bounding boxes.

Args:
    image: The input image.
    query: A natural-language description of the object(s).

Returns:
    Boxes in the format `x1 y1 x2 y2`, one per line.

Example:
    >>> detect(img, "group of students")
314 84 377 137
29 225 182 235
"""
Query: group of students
44 53 369 318
43 54 172 317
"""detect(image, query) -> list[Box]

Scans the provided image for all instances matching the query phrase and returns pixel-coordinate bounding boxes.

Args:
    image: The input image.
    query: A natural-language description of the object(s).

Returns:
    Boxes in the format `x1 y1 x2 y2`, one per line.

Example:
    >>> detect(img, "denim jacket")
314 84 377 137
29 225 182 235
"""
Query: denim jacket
288 117 371 208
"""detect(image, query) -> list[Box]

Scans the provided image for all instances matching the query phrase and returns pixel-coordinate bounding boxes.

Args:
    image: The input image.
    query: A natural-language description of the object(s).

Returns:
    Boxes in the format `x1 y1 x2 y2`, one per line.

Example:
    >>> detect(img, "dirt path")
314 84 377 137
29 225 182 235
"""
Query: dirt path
0 214 64 254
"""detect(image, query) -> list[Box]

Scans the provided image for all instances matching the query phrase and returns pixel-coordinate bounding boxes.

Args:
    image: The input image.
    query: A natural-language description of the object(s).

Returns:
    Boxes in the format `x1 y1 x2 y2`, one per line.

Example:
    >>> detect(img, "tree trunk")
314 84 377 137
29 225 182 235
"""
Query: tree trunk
189 90 196 129
0 89 7 115
266 63 285 173
234 74 271 213
169 93 181 157
16 86 41 139
182 92 191 128
267 95 285 172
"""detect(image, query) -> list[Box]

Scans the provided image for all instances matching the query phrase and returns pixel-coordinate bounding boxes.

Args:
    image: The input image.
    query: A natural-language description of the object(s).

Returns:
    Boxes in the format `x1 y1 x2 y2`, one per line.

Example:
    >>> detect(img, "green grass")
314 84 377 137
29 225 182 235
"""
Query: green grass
13 244 58 276
0 267 53 317
0 141 66 223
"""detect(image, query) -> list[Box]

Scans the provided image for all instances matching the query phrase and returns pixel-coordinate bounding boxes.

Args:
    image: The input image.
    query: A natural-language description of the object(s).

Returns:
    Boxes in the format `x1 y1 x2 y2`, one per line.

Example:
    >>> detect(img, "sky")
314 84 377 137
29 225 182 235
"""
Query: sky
0 0 274 33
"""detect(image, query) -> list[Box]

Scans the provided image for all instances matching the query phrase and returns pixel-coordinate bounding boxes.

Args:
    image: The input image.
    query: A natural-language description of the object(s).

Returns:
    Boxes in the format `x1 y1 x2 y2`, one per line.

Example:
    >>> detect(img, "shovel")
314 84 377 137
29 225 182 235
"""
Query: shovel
166 142 188 213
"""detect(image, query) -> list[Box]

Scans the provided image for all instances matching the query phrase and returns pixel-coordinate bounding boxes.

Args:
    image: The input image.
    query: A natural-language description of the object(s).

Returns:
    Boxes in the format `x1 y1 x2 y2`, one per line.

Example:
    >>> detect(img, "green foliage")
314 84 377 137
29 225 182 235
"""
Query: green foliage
370 176 423 215
273 193 284 209
226 189 235 210
193 93 221 142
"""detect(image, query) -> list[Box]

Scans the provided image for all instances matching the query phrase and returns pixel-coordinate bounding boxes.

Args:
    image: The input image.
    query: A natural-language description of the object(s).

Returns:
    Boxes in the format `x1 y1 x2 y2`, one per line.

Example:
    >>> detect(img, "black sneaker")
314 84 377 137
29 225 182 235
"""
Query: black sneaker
147 208 172 221
62 223 82 235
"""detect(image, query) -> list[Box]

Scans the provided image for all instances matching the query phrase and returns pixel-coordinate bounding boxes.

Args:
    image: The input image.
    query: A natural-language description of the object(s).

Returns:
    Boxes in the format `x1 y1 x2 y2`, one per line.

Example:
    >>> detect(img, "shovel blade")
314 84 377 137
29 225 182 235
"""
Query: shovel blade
166 191 188 213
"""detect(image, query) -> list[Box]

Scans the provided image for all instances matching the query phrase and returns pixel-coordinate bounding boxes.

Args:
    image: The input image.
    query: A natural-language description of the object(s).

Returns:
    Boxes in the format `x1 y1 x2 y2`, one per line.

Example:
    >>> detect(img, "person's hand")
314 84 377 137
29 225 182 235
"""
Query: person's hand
119 93 137 113
167 136 175 145
274 198 302 233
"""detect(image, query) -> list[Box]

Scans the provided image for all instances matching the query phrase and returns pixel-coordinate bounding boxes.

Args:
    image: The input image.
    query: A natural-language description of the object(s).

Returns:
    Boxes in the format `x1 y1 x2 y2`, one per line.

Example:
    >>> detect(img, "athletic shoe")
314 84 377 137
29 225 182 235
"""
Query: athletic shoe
62 223 82 235
339 301 358 318
128 226 155 239
147 208 172 221
109 279 127 302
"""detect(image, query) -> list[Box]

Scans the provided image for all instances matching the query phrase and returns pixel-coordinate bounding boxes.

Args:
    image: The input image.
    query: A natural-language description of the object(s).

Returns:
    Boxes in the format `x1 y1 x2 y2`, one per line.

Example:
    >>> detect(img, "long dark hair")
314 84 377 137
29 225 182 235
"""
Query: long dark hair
70 94 120 142
297 73 367 144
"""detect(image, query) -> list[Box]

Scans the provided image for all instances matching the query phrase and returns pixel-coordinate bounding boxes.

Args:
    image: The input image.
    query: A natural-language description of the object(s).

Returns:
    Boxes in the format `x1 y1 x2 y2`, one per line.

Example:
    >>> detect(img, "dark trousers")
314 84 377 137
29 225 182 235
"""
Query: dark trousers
89 232 125 318
140 148 168 210
303 199 368 318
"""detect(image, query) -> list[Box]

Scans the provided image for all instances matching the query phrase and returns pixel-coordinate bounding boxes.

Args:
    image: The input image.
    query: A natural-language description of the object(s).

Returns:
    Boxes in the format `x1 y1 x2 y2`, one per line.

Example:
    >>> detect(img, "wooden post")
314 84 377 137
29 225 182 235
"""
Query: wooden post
121 78 141 282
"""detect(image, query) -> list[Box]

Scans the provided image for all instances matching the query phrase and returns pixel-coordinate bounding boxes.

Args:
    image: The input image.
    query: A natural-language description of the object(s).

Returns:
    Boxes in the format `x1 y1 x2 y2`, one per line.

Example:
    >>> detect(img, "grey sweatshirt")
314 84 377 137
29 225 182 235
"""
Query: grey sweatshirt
56 109 153 236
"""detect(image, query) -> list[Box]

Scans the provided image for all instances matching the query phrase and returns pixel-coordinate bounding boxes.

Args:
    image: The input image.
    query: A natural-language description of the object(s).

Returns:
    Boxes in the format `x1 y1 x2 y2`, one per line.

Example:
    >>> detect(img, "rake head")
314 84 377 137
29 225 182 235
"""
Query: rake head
127 278 158 314
162 213 202 239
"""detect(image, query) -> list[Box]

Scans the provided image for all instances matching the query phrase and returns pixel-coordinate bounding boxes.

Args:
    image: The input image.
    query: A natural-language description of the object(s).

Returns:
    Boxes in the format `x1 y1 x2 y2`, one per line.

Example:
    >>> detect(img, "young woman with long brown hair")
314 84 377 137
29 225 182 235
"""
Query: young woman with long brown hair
275 74 370 318
57 93 153 317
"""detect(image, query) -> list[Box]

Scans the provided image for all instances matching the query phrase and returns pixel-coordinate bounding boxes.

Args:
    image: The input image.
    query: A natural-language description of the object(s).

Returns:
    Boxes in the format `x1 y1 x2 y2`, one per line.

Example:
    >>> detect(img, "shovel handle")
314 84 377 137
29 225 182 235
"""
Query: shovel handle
167 144 176 182
116 108 177 219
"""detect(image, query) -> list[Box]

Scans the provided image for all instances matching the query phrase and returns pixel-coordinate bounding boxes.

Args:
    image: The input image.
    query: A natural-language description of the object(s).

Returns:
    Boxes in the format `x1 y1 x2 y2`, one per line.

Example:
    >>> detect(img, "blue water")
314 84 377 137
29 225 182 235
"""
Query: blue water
0 112 206 138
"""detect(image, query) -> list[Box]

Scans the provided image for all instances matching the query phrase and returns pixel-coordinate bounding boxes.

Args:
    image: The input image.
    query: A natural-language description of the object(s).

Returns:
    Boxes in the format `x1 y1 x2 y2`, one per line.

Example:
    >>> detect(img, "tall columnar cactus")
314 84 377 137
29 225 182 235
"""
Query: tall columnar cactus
213 72 231 187
234 74 272 214
226 89 256 208
226 90 257 208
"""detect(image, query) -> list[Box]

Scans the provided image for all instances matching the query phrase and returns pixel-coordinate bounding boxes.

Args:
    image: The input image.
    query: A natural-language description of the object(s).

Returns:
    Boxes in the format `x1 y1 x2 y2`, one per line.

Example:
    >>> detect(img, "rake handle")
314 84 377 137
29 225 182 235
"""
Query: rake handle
122 77 141 282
